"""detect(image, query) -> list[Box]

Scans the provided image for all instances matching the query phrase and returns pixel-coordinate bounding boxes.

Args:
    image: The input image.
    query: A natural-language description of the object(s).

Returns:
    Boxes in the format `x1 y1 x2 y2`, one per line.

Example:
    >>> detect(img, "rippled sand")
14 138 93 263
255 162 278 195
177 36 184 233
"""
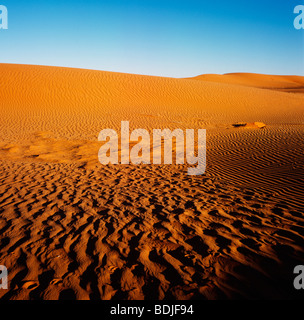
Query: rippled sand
0 64 303 299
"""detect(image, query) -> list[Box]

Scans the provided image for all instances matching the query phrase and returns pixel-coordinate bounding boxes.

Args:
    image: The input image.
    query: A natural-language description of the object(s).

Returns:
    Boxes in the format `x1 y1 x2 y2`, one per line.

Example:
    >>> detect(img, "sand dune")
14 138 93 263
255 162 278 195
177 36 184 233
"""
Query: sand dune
0 64 303 299
189 72 304 93
0 64 303 143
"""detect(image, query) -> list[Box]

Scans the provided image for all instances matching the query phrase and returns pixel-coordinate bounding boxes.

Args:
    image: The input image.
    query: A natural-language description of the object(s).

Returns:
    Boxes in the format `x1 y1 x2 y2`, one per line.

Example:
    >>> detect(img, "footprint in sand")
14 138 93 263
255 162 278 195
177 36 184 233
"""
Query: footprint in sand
108 265 119 274
20 281 39 290
50 279 63 285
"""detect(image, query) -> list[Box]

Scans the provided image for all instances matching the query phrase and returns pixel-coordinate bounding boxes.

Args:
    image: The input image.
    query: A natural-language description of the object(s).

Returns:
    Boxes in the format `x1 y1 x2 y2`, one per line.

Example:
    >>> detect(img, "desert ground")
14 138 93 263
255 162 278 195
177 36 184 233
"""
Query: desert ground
0 64 303 299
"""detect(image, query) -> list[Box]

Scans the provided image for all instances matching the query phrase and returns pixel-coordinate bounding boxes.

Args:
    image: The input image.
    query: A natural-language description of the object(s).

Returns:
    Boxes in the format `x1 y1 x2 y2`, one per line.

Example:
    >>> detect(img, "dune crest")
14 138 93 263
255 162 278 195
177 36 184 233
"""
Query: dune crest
188 72 304 93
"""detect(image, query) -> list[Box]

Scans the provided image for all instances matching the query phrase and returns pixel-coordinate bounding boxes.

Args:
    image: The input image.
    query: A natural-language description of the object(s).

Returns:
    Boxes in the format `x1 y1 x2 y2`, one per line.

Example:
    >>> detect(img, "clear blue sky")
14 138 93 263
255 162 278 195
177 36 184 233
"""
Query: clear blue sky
0 0 303 77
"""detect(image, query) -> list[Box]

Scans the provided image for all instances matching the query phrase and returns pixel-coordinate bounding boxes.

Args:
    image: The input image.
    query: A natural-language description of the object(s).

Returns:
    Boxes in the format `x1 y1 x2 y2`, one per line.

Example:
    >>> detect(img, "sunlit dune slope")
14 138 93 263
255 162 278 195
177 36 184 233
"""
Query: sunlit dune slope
0 64 303 143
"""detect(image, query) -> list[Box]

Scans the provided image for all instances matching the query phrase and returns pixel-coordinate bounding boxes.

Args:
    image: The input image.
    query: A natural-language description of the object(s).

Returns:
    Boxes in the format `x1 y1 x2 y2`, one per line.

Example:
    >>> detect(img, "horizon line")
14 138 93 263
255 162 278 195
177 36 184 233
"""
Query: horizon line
0 62 303 79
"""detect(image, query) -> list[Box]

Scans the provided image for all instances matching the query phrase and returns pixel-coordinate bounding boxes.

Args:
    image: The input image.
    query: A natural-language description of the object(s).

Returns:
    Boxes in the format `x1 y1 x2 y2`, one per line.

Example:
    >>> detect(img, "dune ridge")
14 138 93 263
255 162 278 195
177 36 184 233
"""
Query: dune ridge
188 72 304 93
1 64 303 142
